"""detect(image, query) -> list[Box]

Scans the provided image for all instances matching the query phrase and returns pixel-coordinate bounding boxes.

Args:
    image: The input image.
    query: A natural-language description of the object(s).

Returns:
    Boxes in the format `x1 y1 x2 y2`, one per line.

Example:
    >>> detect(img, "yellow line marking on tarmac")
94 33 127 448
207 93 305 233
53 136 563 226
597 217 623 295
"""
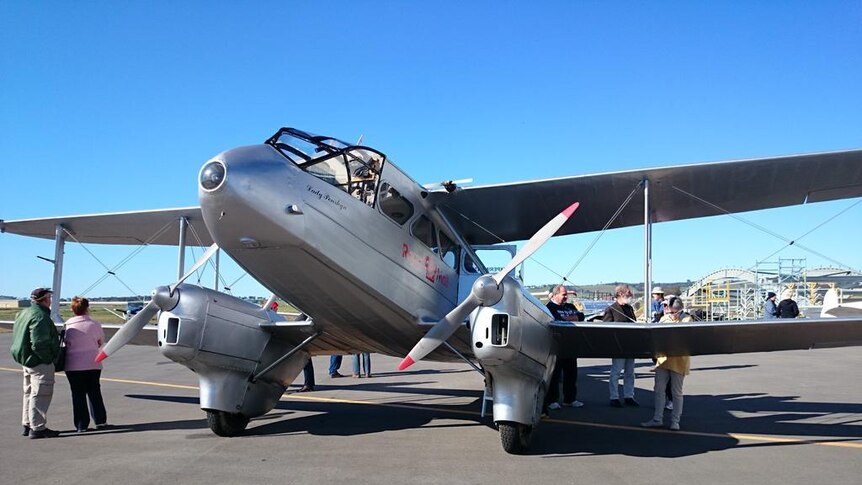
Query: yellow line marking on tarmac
2 366 860 449
1 366 199 390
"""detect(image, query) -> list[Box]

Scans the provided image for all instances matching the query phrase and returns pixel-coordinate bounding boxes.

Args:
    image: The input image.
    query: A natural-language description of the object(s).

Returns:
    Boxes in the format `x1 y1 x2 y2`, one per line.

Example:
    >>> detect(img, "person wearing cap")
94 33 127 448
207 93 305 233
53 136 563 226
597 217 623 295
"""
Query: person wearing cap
10 288 61 438
650 287 665 323
777 289 800 318
764 292 779 319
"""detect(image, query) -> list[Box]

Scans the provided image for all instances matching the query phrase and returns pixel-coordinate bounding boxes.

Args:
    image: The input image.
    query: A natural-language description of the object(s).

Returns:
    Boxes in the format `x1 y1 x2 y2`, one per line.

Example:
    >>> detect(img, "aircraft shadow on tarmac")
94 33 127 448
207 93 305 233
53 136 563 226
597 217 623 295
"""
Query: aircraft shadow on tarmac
124 392 488 439
123 359 862 458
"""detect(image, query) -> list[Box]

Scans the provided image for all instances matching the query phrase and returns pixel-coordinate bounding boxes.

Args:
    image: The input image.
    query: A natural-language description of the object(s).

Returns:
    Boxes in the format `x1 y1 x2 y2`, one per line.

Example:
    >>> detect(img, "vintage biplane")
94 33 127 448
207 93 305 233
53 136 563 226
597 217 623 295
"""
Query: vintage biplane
3 128 862 453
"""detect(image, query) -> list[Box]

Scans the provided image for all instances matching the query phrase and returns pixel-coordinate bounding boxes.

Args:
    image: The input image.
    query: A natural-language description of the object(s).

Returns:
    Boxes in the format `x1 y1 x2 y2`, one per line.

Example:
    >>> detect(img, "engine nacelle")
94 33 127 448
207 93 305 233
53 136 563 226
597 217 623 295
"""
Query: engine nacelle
471 277 555 425
157 284 310 418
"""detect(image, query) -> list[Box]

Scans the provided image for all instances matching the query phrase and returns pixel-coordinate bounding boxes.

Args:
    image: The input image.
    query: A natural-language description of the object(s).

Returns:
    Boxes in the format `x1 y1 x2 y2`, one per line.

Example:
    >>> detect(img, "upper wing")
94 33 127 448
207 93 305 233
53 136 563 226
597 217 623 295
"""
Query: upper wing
551 318 862 359
0 207 212 246
429 149 862 244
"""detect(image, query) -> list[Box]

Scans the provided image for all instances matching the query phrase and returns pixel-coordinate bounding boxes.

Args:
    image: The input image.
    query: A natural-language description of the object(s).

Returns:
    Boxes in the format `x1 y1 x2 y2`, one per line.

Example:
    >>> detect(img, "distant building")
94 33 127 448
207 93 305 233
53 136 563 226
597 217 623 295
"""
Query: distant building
0 299 30 309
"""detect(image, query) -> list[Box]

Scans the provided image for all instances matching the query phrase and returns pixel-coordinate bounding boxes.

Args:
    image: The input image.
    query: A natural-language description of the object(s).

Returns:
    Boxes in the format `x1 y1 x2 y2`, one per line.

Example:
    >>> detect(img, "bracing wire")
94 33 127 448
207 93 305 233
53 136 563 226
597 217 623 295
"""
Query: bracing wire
445 181 643 287
72 220 174 298
450 210 568 282
561 183 641 282
672 185 861 272
185 220 233 293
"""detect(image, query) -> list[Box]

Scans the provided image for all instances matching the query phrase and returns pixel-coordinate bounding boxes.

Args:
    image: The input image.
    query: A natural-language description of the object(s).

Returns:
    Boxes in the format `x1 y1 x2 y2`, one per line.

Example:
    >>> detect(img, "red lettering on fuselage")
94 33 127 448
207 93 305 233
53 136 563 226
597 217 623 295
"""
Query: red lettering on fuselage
402 243 449 288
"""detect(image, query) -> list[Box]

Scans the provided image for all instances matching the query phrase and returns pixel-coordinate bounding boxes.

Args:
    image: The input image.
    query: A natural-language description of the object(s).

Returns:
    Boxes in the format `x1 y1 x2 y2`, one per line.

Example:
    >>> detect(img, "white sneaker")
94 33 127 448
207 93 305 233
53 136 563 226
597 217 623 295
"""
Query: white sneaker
665 401 673 410
548 402 561 410
669 422 680 431
564 400 584 408
641 419 663 428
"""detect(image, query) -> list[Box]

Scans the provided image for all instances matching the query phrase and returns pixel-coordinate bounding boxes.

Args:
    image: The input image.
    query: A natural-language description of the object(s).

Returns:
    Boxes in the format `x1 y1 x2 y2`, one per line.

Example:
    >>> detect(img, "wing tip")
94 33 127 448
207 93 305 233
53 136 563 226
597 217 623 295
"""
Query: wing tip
94 351 107 363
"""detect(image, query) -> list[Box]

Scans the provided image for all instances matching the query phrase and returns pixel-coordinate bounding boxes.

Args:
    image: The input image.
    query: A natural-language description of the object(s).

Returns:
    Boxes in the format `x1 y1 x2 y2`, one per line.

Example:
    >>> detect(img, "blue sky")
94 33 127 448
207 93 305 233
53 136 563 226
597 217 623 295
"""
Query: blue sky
2 1 861 299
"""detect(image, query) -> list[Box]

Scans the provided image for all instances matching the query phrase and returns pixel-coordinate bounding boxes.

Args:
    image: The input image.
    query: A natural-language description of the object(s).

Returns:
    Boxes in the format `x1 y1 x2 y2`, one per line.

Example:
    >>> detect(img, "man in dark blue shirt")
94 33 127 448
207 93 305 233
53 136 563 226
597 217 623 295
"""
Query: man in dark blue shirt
543 285 584 415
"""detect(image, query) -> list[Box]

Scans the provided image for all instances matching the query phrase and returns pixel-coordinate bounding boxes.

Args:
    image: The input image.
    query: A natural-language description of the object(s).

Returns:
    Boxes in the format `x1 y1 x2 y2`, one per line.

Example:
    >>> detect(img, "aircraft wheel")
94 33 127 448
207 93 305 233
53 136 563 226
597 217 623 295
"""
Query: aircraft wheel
498 421 532 454
206 410 249 437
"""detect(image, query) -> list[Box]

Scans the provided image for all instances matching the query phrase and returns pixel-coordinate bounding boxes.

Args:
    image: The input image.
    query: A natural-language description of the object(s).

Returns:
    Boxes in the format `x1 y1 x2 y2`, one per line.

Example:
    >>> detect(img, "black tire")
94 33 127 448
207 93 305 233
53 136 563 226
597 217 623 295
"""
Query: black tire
499 421 532 454
206 410 249 437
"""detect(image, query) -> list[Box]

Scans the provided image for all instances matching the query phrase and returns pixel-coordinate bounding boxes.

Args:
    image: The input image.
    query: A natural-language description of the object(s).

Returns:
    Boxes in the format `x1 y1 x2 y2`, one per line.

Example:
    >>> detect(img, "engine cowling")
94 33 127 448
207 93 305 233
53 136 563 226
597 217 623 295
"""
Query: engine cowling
157 284 309 418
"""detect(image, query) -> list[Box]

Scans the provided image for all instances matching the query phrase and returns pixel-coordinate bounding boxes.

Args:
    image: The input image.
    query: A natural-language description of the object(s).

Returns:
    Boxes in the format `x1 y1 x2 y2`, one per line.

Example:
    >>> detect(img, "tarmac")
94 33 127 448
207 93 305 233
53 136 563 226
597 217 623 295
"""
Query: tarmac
0 332 860 485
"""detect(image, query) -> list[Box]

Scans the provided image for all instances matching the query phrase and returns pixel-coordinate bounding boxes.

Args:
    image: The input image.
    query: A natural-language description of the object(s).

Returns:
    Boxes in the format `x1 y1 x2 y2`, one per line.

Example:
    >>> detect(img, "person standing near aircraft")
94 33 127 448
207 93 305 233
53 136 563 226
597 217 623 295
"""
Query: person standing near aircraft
292 313 316 392
299 360 315 391
650 287 665 323
543 285 584 414
10 288 61 438
602 284 639 408
63 297 108 432
642 296 691 431
352 353 372 378
777 289 800 318
764 292 779 319
329 355 345 378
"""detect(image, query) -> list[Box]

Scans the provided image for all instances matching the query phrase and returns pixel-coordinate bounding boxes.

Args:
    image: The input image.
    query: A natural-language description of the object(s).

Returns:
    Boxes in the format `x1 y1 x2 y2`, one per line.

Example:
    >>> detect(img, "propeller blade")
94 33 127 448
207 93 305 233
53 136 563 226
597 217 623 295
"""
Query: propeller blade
492 202 579 285
399 202 578 370
97 244 219 362
170 243 219 294
398 294 480 370
95 301 159 362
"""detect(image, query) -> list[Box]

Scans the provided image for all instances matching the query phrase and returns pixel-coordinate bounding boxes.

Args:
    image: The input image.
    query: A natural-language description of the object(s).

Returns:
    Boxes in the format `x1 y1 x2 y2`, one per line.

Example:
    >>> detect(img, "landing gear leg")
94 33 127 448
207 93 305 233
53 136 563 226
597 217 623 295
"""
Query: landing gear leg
206 410 250 437
498 421 533 454
484 367 545 454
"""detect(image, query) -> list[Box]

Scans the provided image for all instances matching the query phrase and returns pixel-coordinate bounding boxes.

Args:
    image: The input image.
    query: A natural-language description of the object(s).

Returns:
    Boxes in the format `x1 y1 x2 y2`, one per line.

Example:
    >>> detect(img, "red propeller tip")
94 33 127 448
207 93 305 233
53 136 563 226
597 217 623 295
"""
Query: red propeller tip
562 202 580 218
397 356 415 371
94 351 108 363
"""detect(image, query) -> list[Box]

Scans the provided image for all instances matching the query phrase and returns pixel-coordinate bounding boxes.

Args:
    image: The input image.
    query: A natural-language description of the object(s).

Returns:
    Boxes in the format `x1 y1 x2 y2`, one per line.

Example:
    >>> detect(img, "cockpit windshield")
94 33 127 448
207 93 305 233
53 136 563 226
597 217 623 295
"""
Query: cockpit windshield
266 128 387 207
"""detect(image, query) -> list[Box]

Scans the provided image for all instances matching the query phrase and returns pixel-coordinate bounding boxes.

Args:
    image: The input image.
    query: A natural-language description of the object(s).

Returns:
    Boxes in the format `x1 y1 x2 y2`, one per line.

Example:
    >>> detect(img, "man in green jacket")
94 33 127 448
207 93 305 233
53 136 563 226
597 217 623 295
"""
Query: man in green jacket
10 287 61 438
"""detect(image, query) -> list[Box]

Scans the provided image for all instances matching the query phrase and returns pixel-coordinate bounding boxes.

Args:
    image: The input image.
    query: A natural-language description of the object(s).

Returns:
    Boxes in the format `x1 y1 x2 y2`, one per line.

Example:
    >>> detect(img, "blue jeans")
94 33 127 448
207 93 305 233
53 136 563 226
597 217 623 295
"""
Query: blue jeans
352 353 371 376
328 355 342 376
609 358 635 400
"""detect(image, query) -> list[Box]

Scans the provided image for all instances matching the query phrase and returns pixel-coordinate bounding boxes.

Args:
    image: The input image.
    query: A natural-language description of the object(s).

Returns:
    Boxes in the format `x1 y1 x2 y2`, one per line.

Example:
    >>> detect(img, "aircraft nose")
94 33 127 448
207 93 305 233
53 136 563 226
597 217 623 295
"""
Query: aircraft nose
198 144 306 250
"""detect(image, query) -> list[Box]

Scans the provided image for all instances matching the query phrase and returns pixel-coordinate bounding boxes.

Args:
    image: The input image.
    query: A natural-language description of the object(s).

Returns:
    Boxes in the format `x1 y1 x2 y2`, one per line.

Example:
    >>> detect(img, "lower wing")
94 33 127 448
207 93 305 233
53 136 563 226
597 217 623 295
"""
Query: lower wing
551 318 862 358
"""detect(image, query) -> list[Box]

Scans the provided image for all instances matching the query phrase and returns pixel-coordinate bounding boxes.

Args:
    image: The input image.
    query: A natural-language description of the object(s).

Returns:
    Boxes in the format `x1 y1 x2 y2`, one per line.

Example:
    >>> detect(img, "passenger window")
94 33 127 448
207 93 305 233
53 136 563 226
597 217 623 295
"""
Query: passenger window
378 182 414 225
463 254 480 274
412 215 436 249
438 230 459 269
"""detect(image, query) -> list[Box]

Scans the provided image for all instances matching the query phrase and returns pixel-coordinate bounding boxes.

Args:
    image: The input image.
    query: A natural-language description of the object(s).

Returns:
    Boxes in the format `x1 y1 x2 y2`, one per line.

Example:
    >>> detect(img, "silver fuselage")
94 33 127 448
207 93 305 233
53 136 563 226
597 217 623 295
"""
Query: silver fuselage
199 144 541 361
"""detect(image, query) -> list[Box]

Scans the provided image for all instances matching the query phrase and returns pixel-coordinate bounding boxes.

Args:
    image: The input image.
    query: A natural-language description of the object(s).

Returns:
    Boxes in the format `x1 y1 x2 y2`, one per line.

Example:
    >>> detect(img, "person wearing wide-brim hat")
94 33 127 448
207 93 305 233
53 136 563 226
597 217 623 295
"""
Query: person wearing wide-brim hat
10 288 61 438
650 286 665 323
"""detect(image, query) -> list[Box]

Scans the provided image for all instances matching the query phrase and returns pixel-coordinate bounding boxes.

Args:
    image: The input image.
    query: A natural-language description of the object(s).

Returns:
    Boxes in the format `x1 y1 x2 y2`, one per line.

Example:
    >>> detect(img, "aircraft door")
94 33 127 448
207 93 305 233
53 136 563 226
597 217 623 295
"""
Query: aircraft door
458 245 521 302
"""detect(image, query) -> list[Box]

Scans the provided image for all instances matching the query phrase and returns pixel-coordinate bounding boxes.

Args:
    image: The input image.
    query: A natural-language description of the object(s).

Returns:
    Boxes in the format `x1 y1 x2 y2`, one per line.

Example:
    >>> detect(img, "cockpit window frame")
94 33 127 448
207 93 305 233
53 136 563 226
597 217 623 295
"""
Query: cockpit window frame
267 127 387 207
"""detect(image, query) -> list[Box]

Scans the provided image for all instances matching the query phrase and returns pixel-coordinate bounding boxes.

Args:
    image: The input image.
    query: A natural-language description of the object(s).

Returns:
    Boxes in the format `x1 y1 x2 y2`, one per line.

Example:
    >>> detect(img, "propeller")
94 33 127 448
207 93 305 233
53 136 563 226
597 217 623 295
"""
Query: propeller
398 202 579 370
95 243 219 362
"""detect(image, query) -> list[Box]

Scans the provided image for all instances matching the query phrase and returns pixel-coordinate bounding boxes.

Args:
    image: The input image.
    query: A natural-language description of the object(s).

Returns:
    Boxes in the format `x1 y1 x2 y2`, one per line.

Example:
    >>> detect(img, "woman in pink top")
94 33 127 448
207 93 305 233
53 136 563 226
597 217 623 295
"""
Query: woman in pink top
64 297 108 432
